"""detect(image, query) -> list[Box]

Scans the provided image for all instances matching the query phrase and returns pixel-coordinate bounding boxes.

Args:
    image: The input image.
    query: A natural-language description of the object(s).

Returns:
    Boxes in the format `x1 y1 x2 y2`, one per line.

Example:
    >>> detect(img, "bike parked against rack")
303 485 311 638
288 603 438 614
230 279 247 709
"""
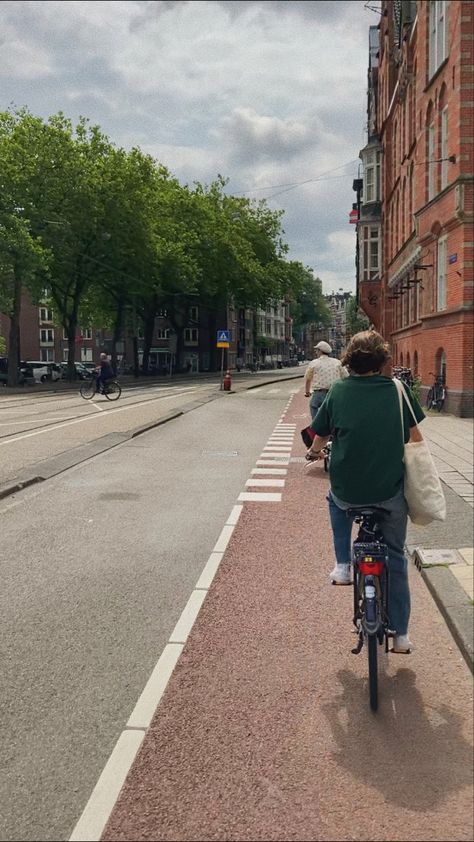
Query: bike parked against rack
348 507 396 712
426 372 446 412
80 378 122 401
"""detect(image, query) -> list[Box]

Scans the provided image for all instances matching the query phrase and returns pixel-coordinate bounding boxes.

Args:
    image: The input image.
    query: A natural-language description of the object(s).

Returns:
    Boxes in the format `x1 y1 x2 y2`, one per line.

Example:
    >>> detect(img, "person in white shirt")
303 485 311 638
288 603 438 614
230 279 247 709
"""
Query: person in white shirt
304 341 348 419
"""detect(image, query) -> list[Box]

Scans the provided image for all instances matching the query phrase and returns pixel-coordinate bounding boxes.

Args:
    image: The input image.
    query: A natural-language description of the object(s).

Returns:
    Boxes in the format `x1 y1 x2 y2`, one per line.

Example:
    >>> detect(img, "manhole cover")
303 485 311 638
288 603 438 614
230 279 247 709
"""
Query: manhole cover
413 548 465 569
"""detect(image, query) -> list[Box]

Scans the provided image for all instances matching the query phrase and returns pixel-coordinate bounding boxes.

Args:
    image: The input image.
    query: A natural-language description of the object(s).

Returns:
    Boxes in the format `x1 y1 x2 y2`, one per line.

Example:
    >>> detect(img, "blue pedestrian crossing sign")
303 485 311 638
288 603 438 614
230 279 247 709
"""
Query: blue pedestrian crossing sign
217 330 230 342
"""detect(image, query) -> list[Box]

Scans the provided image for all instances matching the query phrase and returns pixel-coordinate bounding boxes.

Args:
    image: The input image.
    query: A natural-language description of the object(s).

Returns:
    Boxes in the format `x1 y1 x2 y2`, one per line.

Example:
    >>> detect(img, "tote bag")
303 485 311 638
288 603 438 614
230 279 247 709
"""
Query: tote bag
394 378 446 526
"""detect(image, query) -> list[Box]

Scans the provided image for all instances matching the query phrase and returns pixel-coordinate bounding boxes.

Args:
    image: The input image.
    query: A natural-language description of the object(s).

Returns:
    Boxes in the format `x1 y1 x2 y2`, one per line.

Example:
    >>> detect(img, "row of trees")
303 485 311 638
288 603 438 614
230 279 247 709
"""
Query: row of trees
0 108 331 384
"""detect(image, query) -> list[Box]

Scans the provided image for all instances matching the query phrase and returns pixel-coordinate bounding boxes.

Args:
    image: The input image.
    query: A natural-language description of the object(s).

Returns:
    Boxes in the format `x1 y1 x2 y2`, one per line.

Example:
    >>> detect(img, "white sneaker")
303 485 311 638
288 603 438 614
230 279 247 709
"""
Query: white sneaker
392 634 413 653
329 564 352 585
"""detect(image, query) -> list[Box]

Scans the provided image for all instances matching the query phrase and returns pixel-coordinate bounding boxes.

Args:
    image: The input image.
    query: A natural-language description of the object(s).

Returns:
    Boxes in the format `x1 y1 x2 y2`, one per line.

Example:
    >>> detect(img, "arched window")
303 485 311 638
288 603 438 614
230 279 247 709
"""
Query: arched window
414 350 419 374
426 101 435 200
406 351 411 369
400 351 404 367
439 84 448 190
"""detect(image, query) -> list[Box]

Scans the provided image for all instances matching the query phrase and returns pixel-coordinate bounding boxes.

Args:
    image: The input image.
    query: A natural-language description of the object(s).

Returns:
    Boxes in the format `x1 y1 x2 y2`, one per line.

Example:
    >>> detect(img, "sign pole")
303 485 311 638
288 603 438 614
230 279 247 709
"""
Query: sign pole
220 346 225 390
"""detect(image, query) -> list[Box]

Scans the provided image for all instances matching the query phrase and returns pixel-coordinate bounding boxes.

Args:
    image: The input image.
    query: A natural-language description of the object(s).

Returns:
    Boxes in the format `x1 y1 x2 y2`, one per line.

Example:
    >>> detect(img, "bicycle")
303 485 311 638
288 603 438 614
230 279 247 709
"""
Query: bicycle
347 507 396 712
80 378 122 401
426 372 446 412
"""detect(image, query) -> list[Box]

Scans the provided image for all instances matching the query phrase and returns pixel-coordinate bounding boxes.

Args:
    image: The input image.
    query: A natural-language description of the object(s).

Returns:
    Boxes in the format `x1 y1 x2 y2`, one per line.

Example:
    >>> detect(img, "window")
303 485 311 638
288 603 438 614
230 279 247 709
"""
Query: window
63 329 68 340
157 309 167 317
440 107 448 190
428 123 435 200
414 351 418 374
156 328 170 340
81 348 93 362
437 236 447 310
184 328 198 343
63 349 69 361
266 319 272 335
40 348 54 362
429 1 447 79
364 150 381 203
190 305 199 322
360 225 380 281
39 307 53 322
40 328 54 344
81 328 92 340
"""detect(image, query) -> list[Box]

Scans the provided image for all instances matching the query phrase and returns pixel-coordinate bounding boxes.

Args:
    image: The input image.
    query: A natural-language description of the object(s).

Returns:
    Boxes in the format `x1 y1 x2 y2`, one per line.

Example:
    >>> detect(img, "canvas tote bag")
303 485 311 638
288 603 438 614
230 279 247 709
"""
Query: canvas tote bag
394 378 446 526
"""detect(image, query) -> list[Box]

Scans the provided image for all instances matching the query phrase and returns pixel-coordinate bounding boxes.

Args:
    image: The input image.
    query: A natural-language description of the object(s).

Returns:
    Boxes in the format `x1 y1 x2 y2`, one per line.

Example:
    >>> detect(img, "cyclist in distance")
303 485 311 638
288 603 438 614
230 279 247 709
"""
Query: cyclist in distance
96 353 114 394
304 341 348 420
306 330 425 654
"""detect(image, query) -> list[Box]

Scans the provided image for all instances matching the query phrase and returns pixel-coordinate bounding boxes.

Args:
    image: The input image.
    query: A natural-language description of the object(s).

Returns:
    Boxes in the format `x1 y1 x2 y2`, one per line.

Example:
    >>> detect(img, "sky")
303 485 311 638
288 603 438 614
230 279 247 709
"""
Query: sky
0 0 380 294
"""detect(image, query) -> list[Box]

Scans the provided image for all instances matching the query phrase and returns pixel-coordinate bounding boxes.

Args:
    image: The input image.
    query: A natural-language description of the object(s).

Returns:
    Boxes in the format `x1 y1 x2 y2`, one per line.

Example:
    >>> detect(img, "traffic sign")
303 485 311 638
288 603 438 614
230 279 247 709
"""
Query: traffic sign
217 341 229 348
217 330 230 342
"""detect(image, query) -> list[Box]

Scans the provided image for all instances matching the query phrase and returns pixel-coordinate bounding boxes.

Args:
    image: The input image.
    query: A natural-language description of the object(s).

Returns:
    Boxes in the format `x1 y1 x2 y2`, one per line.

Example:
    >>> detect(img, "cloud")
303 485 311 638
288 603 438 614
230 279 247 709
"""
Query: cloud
0 0 375 294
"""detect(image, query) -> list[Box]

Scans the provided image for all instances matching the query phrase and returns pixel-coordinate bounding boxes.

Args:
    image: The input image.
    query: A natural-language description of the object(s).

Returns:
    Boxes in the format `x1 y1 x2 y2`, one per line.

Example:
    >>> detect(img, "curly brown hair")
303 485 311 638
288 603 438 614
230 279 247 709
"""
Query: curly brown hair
341 330 391 374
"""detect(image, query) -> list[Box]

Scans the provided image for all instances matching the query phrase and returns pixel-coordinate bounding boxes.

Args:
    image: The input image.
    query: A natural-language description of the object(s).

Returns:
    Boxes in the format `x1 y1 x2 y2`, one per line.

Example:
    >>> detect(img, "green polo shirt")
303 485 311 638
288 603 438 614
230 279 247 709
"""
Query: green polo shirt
311 375 425 504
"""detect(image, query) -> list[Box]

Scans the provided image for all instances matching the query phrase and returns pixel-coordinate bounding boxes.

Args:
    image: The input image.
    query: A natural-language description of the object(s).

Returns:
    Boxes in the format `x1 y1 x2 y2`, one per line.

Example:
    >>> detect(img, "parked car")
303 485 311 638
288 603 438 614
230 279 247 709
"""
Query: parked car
26 361 62 383
59 362 94 380
0 358 34 386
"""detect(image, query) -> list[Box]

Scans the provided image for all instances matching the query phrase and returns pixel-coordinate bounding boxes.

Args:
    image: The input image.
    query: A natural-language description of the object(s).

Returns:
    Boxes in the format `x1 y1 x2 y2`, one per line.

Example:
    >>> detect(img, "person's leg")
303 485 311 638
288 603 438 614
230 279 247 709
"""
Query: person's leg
309 390 324 420
376 491 411 643
327 492 354 584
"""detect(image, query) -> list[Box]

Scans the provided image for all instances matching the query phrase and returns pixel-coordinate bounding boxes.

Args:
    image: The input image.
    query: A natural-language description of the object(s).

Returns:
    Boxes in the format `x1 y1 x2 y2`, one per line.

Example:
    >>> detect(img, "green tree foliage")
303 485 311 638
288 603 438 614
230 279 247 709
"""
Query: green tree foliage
290 268 331 337
0 107 320 379
346 295 370 337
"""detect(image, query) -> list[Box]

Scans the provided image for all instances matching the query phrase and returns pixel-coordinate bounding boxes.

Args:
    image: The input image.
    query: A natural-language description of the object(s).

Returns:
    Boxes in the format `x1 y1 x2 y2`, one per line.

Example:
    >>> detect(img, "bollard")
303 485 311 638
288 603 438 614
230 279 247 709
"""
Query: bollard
223 369 232 391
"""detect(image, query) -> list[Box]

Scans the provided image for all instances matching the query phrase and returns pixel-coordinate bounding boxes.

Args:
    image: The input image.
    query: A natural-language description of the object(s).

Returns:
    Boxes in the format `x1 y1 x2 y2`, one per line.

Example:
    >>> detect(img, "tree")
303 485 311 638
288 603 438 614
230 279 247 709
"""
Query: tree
346 295 370 337
290 267 331 337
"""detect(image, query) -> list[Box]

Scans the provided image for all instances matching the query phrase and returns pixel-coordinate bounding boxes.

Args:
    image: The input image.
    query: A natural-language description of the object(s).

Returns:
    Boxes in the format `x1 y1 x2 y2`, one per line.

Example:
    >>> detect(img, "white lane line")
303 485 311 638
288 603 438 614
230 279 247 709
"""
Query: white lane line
126 643 184 730
91 402 104 412
226 504 243 525
212 523 235 553
268 437 293 442
256 459 289 466
263 446 291 452
251 468 287 475
69 730 145 842
267 389 281 393
238 491 282 502
195 552 225 589
259 453 291 459
245 478 285 487
169 590 207 644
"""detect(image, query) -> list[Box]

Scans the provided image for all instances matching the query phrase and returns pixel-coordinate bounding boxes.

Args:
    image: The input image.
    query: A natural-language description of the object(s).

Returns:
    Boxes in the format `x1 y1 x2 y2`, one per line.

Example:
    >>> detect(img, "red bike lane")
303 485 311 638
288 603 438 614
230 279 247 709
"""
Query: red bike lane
101 389 473 842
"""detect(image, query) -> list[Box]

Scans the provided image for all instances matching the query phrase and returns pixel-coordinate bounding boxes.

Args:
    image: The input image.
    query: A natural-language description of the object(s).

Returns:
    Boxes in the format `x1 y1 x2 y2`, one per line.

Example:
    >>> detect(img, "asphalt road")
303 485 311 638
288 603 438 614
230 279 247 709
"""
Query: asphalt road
0 380 300 841
0 371 304 488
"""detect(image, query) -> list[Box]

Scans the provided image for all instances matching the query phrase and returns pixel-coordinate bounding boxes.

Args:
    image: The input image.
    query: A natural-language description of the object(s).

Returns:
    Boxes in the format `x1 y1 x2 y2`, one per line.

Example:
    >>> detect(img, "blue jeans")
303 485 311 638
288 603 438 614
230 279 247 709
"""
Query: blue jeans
327 488 411 635
309 390 328 419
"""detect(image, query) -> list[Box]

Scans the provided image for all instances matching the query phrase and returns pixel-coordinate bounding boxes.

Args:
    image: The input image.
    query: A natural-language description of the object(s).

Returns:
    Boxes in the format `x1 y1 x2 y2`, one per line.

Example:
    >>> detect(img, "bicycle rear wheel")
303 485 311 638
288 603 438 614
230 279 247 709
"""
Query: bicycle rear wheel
368 634 378 711
105 381 121 401
426 387 434 409
80 380 96 400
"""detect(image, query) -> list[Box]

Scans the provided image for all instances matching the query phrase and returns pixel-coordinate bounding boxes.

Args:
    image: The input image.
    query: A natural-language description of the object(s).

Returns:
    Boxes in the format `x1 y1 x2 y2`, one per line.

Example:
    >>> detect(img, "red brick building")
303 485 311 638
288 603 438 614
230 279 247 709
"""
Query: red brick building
358 0 473 415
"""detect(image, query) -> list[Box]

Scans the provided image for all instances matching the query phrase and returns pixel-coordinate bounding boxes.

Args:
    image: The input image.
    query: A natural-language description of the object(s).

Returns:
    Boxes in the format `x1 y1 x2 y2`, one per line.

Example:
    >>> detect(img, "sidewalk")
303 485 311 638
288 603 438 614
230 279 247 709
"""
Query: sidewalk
71 387 473 842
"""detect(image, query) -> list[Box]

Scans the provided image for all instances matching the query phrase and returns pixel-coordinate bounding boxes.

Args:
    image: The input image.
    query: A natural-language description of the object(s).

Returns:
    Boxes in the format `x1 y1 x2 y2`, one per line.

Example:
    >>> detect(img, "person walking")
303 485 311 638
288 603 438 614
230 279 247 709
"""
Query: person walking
304 341 347 420
306 330 425 654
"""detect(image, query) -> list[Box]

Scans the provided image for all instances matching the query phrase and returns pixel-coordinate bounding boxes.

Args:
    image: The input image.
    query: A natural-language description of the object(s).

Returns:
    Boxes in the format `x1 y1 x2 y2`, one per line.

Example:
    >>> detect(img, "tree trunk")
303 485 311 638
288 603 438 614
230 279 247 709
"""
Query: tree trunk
111 300 123 376
141 311 155 374
7 268 22 387
66 318 77 380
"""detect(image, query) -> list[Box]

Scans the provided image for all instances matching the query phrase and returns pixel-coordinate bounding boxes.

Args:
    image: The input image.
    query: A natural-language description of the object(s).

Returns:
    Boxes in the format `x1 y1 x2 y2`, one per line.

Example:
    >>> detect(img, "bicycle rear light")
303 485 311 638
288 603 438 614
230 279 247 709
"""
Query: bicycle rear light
359 556 384 577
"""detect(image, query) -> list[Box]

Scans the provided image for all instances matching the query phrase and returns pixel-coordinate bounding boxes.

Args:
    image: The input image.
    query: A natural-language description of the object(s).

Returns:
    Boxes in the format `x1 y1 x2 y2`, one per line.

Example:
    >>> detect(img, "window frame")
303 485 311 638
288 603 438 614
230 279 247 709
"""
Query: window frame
429 0 447 79
428 123 436 200
40 328 54 344
440 106 448 190
437 235 447 311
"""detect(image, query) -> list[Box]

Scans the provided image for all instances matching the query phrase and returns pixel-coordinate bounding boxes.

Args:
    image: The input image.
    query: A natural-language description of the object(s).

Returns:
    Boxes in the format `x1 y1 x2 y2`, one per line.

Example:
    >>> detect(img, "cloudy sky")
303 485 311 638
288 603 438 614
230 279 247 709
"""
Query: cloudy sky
1 0 379 293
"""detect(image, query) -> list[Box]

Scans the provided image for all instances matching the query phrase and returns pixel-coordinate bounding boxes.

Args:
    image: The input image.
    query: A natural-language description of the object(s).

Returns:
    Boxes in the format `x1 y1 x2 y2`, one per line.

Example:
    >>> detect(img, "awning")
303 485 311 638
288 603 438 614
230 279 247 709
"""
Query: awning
388 246 421 288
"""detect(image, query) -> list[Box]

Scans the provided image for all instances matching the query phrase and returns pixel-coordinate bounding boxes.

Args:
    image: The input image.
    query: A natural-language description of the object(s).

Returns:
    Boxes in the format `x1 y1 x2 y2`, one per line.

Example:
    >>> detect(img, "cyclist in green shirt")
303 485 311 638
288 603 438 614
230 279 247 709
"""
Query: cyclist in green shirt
307 330 425 654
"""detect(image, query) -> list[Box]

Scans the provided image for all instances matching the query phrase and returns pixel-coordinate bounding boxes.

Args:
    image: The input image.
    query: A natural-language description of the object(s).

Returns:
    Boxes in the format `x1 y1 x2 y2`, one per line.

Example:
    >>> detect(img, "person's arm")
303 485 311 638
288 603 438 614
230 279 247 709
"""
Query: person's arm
304 363 314 397
409 425 423 442
306 433 331 460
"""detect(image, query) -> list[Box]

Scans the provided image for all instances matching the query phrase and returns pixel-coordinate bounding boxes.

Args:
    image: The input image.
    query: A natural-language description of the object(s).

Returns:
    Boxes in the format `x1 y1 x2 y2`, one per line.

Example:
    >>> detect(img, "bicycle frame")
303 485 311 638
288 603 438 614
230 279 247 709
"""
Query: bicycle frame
349 511 391 651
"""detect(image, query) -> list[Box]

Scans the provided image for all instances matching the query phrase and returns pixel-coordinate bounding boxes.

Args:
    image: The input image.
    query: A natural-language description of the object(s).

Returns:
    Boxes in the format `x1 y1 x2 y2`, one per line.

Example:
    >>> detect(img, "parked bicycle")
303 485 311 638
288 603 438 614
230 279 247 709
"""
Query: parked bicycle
80 378 122 401
426 372 446 412
393 366 414 389
347 507 395 712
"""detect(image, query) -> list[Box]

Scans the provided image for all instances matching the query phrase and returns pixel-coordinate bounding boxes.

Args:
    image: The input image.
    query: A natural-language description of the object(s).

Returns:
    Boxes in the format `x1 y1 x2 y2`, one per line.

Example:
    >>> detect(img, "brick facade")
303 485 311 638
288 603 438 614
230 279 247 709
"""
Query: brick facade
359 0 474 416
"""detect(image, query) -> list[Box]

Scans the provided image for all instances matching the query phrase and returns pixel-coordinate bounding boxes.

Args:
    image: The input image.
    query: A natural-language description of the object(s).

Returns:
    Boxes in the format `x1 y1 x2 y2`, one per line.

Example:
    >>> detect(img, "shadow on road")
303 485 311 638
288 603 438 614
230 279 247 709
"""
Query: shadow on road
322 667 473 812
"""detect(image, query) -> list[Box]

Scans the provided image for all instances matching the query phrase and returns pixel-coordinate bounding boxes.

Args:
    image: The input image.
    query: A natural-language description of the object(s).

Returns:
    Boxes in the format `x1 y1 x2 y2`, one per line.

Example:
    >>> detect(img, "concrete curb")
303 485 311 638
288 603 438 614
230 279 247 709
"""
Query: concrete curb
415 562 473 672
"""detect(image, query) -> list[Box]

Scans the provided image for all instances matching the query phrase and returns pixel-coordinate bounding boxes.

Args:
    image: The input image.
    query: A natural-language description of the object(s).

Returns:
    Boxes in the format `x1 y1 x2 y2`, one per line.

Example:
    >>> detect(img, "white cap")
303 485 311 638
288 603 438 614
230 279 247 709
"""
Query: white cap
314 341 332 354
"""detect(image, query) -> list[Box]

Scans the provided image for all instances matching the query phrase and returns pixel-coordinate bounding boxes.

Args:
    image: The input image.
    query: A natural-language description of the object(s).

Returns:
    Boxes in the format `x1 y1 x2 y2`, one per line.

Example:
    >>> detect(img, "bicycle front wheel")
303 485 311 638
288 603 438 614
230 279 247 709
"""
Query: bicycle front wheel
368 634 378 712
426 387 434 409
80 380 96 400
105 381 121 401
